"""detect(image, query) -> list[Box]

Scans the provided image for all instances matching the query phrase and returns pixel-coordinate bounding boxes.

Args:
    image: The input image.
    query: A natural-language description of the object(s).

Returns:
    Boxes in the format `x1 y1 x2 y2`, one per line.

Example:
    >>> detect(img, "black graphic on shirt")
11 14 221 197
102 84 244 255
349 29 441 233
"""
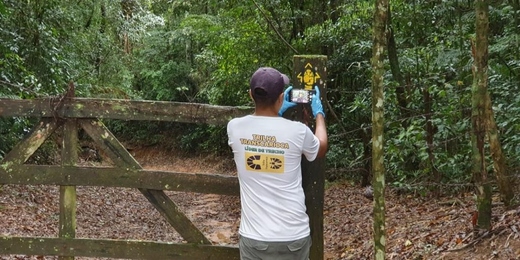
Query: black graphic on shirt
245 152 284 173
247 155 262 170
269 157 283 169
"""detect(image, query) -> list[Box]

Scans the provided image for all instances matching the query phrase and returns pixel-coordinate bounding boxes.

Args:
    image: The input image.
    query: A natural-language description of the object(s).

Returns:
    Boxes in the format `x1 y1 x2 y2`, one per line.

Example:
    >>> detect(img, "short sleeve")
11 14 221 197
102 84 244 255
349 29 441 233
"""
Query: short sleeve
302 126 320 162
227 119 235 147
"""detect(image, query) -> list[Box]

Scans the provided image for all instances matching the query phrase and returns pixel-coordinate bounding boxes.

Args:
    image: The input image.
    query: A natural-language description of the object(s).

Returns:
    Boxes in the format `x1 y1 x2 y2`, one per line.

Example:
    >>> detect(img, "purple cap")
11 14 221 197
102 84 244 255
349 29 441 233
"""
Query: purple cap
250 67 285 100
281 74 290 86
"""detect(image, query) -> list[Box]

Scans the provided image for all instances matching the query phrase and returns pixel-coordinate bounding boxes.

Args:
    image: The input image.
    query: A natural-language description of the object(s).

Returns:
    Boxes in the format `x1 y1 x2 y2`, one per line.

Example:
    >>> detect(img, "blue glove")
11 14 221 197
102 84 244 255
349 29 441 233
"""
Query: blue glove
278 86 297 116
311 86 325 118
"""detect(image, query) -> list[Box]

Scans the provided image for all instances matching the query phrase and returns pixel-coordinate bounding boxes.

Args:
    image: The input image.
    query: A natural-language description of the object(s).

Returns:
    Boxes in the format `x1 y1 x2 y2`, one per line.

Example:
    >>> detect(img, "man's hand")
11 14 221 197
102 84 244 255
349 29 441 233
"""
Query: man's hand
278 86 297 116
311 86 325 118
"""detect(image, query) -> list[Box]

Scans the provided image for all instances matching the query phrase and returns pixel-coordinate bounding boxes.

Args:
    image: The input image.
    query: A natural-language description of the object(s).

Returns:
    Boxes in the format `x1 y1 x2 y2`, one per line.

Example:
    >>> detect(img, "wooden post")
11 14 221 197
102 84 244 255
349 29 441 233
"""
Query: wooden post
292 55 327 260
60 84 78 260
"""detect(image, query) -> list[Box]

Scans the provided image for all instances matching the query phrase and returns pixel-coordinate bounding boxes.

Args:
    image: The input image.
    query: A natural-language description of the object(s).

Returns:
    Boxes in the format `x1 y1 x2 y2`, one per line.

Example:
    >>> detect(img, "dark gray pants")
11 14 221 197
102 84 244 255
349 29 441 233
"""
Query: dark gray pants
239 235 311 260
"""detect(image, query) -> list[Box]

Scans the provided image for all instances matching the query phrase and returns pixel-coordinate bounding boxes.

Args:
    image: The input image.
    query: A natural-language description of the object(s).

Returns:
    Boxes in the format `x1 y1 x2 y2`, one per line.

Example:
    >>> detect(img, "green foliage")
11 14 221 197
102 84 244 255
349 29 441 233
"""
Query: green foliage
0 0 519 190
178 125 228 154
299 1 374 183
134 39 195 102
194 11 292 105
0 0 74 96
0 117 29 160
106 120 167 146
299 0 519 189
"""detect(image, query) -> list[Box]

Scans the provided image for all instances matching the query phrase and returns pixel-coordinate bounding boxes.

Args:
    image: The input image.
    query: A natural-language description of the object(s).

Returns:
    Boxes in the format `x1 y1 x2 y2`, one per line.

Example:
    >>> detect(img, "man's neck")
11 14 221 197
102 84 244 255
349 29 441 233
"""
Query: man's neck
253 107 279 117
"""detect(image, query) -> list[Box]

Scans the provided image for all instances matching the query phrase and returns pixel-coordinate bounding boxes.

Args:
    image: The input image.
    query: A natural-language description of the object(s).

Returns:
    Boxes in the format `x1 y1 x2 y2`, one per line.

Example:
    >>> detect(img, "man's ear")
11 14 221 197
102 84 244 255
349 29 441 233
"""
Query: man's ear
249 90 253 101
278 92 284 104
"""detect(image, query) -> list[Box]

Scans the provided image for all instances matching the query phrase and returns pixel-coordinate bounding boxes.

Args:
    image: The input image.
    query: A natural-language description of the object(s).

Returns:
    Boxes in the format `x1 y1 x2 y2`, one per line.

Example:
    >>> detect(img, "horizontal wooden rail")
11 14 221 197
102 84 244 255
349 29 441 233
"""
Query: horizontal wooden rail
0 165 239 196
0 236 239 259
0 98 253 125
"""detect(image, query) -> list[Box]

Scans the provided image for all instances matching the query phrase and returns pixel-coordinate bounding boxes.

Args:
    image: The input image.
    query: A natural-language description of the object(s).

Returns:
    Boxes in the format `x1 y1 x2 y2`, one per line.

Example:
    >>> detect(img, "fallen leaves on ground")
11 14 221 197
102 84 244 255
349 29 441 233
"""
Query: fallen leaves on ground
0 148 518 259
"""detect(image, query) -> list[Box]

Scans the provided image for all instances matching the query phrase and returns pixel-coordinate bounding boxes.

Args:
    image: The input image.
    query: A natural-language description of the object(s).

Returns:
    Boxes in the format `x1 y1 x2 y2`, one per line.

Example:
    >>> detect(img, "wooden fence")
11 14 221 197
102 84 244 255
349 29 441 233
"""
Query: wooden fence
0 91 324 259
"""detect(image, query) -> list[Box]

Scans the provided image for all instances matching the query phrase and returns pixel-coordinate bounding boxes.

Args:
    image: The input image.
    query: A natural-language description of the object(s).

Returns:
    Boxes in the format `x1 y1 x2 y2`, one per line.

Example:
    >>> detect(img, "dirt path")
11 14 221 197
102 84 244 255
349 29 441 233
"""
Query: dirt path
0 148 519 259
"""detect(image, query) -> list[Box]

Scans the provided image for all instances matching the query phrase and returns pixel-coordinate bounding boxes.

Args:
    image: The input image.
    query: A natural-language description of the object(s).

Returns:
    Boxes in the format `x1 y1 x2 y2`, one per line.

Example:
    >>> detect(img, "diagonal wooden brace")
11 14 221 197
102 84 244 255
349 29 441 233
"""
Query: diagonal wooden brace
79 119 211 245
1 118 62 166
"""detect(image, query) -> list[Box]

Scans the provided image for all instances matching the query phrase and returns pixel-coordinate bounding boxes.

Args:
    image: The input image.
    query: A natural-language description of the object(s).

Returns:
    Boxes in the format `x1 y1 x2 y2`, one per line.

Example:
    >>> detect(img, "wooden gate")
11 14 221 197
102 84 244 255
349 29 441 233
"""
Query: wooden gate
0 85 324 259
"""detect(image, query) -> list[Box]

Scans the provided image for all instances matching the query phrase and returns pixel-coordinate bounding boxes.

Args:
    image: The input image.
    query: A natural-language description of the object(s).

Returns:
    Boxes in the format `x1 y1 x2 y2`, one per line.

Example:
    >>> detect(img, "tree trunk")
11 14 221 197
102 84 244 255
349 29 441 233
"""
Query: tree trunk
478 0 516 207
290 0 304 41
386 4 423 174
509 0 520 33
361 130 372 187
471 0 492 232
486 91 515 207
95 3 107 76
371 0 389 258
424 86 440 196
386 5 408 123
121 0 136 54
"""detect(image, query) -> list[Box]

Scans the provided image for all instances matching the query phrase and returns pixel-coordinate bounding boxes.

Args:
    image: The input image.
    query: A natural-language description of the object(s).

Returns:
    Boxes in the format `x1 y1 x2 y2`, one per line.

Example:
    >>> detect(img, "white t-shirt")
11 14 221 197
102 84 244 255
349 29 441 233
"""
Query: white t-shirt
227 115 320 242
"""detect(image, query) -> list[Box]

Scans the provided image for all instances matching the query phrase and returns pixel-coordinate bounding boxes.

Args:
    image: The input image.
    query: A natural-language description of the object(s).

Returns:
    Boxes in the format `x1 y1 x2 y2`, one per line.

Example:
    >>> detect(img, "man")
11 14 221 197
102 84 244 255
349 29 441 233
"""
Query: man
227 67 328 259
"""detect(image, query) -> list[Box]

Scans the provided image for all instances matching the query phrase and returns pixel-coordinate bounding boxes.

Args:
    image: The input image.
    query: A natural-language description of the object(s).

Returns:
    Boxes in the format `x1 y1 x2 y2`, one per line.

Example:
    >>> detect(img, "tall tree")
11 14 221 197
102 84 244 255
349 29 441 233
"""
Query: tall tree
486 93 515 207
472 0 516 218
471 0 492 232
371 0 389 258
386 4 408 123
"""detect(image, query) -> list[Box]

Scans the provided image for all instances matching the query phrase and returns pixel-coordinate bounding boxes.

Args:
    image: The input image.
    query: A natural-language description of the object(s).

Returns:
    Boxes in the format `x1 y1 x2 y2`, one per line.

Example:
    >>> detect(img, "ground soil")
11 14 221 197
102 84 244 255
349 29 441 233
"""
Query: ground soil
0 147 519 259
